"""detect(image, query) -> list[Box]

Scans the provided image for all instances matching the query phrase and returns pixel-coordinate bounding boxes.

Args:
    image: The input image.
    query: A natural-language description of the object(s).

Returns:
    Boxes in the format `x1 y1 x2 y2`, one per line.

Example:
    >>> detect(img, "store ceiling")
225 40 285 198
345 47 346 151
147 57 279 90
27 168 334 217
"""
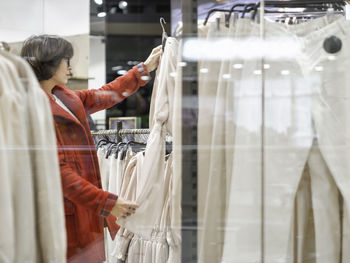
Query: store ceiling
90 0 171 36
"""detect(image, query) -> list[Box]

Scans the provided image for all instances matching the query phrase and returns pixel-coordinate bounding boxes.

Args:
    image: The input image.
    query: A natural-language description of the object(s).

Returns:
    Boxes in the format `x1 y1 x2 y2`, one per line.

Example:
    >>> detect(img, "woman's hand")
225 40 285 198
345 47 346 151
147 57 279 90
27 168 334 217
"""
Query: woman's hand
143 45 162 72
110 197 139 219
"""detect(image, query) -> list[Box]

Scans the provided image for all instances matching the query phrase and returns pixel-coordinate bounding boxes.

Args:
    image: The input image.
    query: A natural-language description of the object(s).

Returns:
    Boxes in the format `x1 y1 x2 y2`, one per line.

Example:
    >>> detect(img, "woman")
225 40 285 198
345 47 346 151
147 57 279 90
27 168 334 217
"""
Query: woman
21 35 162 263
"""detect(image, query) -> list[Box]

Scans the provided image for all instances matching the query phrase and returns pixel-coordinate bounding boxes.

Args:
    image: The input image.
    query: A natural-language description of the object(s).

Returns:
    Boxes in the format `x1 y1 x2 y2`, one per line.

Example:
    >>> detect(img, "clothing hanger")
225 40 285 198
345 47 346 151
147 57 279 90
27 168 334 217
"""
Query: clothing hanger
241 4 257 18
160 17 168 51
203 8 230 25
96 134 111 149
252 0 345 20
105 142 119 159
120 141 146 160
225 3 246 27
114 142 126 158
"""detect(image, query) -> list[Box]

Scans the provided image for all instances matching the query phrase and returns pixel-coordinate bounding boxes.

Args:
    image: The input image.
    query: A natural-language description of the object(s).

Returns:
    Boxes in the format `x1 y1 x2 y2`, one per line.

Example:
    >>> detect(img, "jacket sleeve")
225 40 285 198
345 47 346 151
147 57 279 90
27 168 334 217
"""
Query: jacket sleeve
75 63 151 115
56 132 117 217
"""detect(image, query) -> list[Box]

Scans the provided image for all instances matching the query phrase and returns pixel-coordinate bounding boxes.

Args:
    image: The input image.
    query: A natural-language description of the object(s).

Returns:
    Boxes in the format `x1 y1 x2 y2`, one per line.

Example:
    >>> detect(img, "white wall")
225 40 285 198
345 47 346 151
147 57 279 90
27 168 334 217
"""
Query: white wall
89 36 106 126
0 0 89 43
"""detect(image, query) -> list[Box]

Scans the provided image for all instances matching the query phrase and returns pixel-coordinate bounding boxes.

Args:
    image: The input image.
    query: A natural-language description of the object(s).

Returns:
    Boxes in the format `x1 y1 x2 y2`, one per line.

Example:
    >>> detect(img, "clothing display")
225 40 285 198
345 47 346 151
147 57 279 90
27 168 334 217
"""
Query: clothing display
196 10 350 263
96 140 175 263
0 50 66 263
4 1 350 262
94 38 181 262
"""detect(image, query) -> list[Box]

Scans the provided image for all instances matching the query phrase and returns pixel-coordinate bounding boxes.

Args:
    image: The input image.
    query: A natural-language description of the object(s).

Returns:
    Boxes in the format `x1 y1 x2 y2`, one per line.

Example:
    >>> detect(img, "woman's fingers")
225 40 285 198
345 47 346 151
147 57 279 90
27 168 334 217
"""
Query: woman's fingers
152 45 162 54
111 197 139 218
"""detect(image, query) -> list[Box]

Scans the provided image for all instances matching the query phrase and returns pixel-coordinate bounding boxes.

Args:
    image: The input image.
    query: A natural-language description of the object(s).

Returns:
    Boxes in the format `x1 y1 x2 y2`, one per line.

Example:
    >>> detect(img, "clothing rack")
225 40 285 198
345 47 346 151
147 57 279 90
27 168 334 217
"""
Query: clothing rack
203 0 348 25
91 128 150 136
91 121 150 143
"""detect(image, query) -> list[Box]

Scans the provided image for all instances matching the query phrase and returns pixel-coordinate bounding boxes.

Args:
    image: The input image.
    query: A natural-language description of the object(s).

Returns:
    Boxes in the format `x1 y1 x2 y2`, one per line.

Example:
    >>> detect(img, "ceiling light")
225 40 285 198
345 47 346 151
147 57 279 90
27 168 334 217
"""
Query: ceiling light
233 64 243 69
253 70 262 75
117 69 127 75
281 70 290 75
315 66 324 72
112 66 123 71
200 68 209 73
119 1 128 9
94 0 103 5
97 12 106 18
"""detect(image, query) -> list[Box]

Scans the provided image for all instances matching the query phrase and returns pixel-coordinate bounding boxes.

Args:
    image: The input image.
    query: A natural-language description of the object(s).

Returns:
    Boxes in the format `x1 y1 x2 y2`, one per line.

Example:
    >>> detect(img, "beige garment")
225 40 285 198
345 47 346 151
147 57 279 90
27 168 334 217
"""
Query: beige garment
97 147 110 190
0 51 65 262
0 54 28 263
104 149 135 263
112 153 139 261
308 145 341 263
197 19 230 249
16 52 66 263
169 39 183 263
118 38 178 239
127 154 173 263
199 18 253 263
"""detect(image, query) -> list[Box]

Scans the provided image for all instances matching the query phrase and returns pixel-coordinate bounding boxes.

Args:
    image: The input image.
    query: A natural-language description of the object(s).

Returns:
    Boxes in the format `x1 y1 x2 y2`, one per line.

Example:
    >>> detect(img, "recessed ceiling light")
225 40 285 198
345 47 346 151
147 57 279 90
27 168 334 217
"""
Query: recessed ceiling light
233 64 243 69
97 12 106 18
253 70 262 75
119 1 128 9
281 70 290 75
117 69 128 75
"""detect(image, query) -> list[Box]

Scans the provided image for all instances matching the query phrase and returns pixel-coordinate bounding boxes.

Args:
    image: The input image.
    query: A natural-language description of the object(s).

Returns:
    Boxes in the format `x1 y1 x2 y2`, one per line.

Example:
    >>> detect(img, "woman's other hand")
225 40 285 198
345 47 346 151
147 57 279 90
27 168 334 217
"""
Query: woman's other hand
111 197 139 219
143 45 162 72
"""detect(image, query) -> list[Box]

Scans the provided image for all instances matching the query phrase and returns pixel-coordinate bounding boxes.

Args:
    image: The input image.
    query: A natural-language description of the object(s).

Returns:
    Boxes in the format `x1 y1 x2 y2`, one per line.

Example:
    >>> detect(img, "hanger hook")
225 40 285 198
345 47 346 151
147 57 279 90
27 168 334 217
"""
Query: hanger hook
160 17 166 33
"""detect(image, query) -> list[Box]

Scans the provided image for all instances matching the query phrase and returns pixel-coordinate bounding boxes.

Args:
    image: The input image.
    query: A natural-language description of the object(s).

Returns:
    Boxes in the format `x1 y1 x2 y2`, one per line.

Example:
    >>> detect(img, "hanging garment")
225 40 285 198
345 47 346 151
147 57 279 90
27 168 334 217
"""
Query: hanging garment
126 154 173 263
12 51 66 263
197 15 231 251
0 53 35 263
0 62 14 262
221 20 314 263
220 15 350 263
308 143 341 263
118 37 179 239
104 148 135 263
301 16 350 263
169 38 184 263
97 147 110 191
112 153 139 261
0 51 66 262
199 17 255 263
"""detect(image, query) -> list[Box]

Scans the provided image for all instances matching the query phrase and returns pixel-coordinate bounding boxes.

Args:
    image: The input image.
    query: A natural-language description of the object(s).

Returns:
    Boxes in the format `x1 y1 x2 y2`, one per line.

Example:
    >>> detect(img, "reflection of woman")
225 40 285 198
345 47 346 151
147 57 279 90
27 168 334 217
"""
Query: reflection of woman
21 35 162 263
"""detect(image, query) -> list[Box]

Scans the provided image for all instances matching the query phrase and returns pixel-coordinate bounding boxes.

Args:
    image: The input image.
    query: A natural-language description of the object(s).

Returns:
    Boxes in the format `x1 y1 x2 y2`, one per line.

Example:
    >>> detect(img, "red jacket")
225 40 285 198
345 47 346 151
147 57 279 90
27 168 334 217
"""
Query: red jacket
47 65 149 263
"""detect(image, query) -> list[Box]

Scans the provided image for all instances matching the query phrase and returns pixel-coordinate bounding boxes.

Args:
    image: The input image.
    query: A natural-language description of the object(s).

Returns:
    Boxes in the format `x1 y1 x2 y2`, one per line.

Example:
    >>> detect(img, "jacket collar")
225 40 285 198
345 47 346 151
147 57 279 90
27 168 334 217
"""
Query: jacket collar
45 85 85 125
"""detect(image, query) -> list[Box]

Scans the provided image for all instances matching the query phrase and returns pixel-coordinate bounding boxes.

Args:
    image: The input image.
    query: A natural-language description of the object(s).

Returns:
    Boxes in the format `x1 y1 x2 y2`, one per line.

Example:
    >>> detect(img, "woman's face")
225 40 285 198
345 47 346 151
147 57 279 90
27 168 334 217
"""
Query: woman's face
51 58 72 85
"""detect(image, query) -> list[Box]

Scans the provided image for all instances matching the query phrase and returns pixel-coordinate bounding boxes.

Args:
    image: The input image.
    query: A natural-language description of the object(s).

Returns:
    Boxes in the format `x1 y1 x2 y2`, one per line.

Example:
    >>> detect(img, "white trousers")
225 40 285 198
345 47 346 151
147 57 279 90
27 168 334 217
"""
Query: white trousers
221 15 350 263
